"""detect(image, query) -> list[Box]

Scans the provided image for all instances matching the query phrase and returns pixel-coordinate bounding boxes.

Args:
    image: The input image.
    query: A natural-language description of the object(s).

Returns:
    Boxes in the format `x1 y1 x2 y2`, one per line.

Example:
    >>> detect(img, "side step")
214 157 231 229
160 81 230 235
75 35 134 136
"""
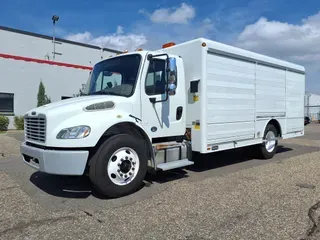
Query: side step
157 159 194 171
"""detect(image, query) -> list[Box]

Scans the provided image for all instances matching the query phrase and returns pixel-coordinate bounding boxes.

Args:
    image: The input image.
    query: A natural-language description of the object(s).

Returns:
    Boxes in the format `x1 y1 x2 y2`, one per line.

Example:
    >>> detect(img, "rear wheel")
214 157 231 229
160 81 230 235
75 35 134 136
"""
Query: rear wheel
89 134 148 198
257 124 278 159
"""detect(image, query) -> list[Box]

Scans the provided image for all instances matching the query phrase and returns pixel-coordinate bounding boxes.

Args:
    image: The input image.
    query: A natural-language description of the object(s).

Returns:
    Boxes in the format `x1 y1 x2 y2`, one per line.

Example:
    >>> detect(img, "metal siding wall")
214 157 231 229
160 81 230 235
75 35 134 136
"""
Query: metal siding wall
0 58 91 128
0 28 118 129
255 64 286 115
0 30 117 66
286 71 305 132
206 52 255 144
305 93 320 120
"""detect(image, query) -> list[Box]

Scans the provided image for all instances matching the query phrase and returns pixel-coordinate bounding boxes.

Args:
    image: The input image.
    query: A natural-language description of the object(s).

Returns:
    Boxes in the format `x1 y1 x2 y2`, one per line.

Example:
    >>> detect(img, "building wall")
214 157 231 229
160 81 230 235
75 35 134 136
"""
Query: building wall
305 93 320 121
0 26 120 129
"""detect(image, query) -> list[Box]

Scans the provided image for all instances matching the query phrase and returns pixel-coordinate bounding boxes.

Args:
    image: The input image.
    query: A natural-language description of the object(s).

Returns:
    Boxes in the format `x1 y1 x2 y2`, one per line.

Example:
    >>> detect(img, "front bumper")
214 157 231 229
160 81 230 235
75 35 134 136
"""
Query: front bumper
20 141 89 175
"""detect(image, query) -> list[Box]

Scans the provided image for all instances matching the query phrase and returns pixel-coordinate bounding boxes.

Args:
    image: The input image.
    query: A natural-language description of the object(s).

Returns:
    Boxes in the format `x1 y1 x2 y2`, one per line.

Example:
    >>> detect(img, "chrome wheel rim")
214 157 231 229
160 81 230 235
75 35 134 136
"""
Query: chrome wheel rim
107 147 140 186
265 131 276 153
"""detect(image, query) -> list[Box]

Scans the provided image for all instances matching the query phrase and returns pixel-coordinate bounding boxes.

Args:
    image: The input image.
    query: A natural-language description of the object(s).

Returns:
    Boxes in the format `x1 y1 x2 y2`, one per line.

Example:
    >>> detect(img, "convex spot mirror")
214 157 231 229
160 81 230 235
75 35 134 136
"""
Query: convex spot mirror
167 57 177 96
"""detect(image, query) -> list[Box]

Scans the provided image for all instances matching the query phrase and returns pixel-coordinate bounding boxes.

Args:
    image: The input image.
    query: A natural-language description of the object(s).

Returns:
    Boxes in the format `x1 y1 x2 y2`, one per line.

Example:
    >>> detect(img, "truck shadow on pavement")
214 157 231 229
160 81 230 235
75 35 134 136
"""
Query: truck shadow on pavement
186 145 292 172
29 145 293 200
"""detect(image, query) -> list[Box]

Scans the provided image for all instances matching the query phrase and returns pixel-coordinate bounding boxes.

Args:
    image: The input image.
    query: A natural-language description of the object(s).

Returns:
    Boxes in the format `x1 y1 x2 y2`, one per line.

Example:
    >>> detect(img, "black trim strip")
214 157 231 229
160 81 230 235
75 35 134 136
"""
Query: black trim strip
26 141 91 151
0 25 121 54
129 114 141 122
152 135 185 143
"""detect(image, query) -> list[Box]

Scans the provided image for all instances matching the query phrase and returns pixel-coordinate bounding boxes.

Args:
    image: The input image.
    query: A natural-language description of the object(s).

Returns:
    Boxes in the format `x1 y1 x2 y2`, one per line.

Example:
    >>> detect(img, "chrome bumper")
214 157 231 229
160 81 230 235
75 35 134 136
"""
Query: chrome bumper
20 141 89 175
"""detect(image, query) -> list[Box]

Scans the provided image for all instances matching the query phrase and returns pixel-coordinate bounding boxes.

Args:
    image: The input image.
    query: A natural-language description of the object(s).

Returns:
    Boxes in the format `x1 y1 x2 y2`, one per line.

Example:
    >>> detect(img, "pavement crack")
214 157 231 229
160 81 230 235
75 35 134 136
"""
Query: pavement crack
83 210 93 217
82 210 104 224
0 186 18 191
301 201 320 240
296 183 316 190
0 216 77 236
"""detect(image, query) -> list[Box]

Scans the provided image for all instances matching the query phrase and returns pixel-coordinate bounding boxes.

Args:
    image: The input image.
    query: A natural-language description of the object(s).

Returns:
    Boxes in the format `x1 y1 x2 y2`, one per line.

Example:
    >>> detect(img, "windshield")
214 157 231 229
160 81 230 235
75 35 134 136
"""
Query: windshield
82 54 141 97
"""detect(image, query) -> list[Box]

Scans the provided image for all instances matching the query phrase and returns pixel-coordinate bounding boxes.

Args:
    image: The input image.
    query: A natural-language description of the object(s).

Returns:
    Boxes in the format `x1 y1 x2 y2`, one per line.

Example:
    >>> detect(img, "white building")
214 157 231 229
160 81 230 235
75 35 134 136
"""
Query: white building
0 25 120 129
305 92 320 121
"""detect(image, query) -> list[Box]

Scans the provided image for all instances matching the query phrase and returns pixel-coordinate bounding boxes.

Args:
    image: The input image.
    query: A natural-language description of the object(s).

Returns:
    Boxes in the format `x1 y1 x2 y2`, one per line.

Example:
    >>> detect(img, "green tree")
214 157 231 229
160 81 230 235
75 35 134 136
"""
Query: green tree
73 84 86 97
37 81 51 107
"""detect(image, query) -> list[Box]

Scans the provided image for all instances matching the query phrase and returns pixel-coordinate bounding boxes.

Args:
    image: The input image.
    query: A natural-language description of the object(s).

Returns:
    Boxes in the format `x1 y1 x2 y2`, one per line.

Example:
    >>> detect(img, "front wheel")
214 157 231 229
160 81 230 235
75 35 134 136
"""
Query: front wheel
89 134 148 198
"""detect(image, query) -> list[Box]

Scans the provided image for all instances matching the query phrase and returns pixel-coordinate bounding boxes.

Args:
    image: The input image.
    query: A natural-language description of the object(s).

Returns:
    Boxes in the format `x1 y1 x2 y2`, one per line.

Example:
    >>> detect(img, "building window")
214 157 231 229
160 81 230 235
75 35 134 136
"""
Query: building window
0 93 14 115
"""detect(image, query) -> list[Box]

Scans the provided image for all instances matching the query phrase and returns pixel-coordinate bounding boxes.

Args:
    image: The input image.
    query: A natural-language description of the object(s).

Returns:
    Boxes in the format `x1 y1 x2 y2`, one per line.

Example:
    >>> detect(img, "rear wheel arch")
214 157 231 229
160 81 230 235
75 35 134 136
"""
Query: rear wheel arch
265 119 282 137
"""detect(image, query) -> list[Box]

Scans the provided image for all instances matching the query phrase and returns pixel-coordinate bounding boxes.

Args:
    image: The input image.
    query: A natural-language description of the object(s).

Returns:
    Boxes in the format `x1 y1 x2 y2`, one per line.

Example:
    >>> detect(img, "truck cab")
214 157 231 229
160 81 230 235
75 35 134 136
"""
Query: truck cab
20 49 191 198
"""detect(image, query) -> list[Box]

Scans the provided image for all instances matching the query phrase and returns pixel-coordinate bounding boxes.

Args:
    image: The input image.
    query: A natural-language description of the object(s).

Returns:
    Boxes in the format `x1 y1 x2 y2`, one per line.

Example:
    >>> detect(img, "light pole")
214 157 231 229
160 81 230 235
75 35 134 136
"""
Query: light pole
52 15 59 60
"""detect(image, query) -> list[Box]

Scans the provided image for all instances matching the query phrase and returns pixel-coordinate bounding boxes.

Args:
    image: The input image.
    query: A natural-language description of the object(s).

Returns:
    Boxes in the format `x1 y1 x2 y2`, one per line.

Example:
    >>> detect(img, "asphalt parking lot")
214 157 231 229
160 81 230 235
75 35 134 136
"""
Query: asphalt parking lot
1 124 320 239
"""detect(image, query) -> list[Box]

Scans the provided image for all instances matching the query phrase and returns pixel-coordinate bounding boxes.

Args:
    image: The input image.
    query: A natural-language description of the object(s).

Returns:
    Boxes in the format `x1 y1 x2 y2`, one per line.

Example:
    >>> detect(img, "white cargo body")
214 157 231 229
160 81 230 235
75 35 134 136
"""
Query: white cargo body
163 38 305 153
20 37 305 198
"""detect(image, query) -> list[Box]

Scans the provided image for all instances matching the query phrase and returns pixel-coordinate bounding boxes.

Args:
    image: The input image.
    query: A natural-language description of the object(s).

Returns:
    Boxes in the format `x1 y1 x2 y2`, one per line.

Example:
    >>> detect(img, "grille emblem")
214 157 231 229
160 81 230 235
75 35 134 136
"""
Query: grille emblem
31 111 36 115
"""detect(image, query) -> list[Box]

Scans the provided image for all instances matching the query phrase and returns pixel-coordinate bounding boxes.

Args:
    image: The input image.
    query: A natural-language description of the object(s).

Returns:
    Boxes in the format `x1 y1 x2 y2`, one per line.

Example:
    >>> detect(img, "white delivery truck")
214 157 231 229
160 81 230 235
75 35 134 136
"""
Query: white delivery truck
20 38 305 198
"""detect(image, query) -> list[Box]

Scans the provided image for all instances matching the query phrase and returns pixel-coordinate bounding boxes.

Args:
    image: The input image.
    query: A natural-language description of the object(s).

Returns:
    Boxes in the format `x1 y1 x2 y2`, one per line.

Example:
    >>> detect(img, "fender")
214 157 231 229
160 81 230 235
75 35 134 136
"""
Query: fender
94 113 157 170
47 109 150 149
261 118 283 138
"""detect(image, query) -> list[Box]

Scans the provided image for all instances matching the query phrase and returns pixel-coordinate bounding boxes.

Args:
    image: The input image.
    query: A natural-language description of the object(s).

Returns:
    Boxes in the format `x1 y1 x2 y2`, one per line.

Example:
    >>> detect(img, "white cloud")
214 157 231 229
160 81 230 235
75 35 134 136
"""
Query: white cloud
116 26 124 35
132 17 214 50
65 26 147 51
235 11 320 91
142 3 195 24
65 31 92 43
236 12 320 63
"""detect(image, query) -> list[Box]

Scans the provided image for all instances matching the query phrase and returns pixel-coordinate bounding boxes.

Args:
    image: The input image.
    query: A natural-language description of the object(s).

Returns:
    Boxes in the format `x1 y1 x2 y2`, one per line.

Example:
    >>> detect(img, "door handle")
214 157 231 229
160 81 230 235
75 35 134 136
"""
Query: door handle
176 106 183 120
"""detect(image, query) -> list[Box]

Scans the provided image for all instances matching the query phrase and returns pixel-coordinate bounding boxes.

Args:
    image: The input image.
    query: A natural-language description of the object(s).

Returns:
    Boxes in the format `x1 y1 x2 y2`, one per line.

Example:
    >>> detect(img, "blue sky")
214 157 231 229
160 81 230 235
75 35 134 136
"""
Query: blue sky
1 0 320 92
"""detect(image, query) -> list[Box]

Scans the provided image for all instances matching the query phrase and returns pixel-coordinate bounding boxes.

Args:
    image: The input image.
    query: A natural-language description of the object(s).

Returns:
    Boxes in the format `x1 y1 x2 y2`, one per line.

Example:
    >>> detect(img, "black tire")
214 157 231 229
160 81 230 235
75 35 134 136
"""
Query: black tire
257 124 278 159
89 134 148 198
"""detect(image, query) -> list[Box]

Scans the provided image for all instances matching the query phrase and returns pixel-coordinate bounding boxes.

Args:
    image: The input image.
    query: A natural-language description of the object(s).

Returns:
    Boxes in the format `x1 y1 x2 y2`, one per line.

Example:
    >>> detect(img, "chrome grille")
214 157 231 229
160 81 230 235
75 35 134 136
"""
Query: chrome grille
24 114 46 143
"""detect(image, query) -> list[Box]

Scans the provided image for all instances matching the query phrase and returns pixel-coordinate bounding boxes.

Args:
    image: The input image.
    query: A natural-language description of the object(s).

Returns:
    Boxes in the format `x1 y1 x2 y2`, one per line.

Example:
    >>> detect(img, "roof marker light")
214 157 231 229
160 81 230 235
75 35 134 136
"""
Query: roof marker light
162 42 175 48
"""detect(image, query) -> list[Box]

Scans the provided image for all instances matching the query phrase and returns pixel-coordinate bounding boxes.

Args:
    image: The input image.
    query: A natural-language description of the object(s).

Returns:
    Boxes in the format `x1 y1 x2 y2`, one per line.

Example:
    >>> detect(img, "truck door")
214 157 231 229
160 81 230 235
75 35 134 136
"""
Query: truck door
140 56 186 139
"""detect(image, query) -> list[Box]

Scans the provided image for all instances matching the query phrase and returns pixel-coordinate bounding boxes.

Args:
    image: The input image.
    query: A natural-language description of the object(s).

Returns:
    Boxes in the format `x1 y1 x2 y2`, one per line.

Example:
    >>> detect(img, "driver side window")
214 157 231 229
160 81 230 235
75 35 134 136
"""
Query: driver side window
145 59 166 96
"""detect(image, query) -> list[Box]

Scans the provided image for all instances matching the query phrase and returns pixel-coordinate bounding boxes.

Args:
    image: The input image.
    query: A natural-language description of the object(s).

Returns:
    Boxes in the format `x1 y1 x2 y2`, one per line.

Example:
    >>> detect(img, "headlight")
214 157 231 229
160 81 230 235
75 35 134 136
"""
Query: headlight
56 126 91 139
84 101 115 111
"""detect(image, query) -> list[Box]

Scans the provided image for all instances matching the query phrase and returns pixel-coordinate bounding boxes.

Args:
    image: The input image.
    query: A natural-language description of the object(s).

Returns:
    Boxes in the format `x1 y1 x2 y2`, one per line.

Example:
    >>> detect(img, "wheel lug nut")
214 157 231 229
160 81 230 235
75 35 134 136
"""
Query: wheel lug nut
124 175 127 178
125 156 128 160
120 173 123 177
121 159 124 162
118 163 120 167
132 168 135 171
130 158 133 161
117 169 120 172
129 172 132 176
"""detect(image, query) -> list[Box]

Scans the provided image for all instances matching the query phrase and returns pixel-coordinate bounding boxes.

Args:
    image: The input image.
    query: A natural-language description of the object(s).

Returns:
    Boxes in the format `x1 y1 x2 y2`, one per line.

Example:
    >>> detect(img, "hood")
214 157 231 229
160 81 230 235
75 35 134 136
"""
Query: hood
25 95 133 117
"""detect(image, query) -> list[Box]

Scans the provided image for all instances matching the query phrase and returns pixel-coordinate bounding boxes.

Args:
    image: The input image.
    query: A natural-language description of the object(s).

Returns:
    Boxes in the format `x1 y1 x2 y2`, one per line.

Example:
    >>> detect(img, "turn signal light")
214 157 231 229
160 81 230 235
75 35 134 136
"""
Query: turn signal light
162 42 175 48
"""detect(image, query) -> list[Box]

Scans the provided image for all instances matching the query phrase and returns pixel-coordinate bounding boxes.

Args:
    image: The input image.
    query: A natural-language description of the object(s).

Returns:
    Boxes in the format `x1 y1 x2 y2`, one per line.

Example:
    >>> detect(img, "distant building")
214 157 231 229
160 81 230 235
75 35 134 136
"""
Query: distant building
305 92 320 120
0 26 120 129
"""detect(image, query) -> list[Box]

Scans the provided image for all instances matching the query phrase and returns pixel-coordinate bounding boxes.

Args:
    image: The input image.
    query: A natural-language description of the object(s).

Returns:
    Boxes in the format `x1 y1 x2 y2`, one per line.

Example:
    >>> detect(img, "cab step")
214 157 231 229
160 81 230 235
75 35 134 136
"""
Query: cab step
157 159 194 171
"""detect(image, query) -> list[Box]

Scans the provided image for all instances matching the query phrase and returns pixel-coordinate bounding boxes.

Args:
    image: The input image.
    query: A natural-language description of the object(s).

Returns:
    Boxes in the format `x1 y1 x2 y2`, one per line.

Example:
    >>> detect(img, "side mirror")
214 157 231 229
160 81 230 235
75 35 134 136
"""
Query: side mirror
167 57 177 96
168 57 177 72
